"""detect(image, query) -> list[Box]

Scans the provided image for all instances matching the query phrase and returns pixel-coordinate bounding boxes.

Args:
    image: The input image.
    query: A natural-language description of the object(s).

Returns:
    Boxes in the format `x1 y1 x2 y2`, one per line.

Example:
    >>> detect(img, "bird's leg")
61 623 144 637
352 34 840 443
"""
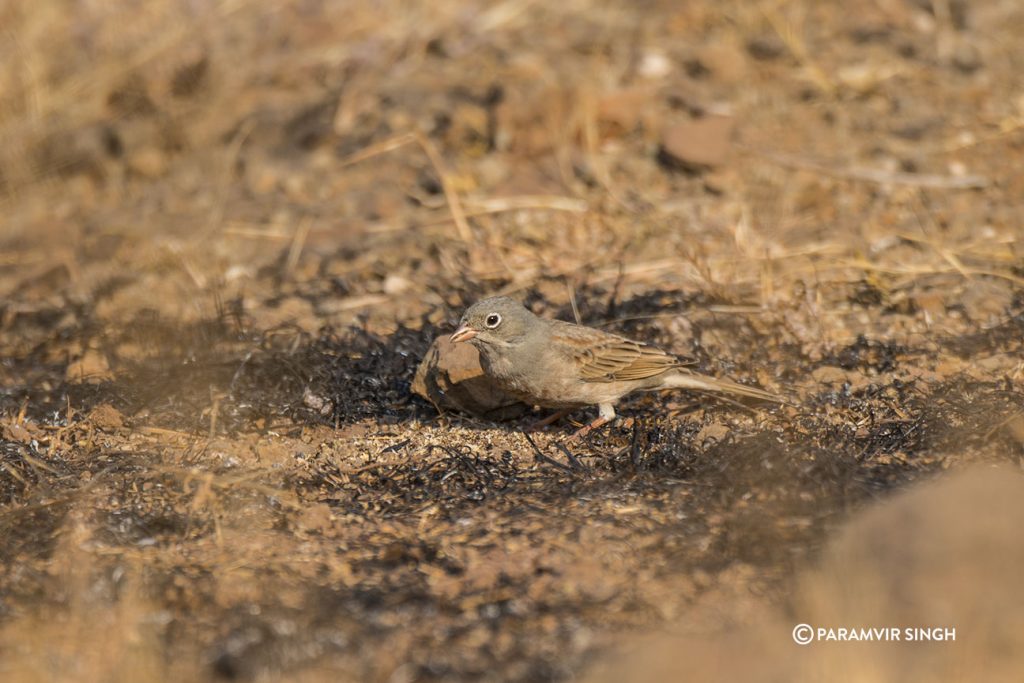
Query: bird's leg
527 408 572 431
568 416 609 441
567 403 616 442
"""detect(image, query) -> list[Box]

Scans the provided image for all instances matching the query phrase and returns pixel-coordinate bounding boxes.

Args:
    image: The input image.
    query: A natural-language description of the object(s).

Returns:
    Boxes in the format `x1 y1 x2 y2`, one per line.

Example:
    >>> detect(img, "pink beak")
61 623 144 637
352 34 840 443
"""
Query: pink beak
449 325 477 344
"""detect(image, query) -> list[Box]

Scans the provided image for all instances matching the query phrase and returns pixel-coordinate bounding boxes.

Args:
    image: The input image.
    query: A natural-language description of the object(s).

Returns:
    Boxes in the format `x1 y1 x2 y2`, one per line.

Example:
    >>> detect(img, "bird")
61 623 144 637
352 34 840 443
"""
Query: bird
449 296 784 440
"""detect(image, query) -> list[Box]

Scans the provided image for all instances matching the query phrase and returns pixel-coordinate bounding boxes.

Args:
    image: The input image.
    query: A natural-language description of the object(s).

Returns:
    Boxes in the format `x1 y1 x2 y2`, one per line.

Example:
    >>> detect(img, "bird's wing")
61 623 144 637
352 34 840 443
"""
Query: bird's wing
548 321 690 383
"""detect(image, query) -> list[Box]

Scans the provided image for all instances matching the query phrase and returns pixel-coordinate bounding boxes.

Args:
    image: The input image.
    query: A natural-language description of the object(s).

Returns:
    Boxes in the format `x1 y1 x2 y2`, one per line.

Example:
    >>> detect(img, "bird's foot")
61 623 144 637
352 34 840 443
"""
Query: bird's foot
526 408 572 432
566 415 612 443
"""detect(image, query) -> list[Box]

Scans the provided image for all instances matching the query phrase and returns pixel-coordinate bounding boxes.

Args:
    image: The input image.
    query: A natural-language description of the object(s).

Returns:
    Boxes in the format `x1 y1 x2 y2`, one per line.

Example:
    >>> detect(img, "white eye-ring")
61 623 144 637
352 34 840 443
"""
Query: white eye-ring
484 313 502 328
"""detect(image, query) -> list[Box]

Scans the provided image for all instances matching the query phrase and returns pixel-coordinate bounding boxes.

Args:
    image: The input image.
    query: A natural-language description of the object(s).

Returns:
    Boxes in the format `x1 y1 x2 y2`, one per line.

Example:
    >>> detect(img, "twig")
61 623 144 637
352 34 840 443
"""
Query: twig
566 280 581 324
415 131 472 243
697 391 760 415
630 419 643 469
466 195 588 213
521 432 574 473
165 241 207 288
201 117 256 241
139 426 200 439
366 196 587 233
284 216 313 275
756 150 989 189
338 130 473 243
982 410 1023 441
337 131 417 167
838 259 1024 286
222 224 292 239
208 390 221 440
20 451 59 475
553 441 586 471
475 0 538 31
934 117 1024 155
0 462 26 485
760 1 836 96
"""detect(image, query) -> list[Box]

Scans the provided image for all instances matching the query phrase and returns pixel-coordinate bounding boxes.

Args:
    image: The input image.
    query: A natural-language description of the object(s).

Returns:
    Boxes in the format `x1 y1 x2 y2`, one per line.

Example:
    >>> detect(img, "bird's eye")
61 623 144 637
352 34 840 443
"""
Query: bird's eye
485 313 502 328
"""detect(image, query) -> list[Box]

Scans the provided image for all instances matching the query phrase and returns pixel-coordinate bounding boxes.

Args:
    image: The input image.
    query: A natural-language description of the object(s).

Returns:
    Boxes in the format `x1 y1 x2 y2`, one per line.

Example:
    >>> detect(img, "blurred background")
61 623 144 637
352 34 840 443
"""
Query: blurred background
1 0 1022 681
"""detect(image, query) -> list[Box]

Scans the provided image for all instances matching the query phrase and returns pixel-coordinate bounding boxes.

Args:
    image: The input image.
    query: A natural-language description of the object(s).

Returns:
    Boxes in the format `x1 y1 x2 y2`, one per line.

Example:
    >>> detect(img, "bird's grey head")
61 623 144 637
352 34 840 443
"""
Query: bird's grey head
449 297 537 348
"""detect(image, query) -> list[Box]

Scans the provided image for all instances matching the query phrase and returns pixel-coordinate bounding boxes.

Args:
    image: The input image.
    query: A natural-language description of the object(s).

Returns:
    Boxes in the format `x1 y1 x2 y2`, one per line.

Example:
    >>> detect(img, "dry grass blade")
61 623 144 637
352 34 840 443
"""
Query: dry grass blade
465 195 589 213
337 131 418 168
759 0 837 96
338 130 473 243
414 130 473 243
522 432 576 473
284 216 313 275
757 150 990 189
839 259 1024 286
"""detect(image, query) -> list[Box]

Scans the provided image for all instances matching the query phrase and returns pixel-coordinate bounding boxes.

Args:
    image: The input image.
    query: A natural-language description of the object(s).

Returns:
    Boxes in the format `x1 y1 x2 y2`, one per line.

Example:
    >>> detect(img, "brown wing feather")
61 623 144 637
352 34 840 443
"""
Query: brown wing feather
549 321 689 383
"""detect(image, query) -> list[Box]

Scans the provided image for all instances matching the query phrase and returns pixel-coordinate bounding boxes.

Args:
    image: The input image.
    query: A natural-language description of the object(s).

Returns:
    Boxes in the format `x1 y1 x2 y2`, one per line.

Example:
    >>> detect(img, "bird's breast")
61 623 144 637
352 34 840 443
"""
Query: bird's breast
478 341 599 409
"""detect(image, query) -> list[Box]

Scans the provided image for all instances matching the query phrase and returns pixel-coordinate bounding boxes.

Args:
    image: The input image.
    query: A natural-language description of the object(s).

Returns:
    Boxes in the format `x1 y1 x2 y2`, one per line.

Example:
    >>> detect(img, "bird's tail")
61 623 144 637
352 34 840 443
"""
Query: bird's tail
663 370 786 404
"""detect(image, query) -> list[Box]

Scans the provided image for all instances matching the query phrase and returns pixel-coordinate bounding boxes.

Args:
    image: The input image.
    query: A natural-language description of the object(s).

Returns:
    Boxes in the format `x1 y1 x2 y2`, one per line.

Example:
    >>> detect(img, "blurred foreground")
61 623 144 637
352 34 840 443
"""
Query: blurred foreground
1 1 1022 681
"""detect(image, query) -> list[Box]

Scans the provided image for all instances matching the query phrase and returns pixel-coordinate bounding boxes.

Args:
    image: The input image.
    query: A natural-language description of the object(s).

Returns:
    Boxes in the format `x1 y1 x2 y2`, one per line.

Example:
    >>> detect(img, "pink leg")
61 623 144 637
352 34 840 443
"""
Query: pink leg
566 415 611 442
527 408 572 431
566 403 617 442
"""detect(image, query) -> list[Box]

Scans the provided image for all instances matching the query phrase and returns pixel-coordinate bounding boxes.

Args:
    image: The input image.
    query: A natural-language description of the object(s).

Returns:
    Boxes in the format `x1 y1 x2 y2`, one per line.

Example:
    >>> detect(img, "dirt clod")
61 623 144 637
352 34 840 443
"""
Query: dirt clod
88 403 125 431
411 335 528 419
659 115 735 171
65 348 113 383
1 2 1022 682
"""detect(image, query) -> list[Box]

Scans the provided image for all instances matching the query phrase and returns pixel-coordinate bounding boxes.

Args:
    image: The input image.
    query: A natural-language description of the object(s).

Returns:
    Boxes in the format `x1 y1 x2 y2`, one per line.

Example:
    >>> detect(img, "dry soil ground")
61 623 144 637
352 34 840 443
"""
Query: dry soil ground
1 1 1023 681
